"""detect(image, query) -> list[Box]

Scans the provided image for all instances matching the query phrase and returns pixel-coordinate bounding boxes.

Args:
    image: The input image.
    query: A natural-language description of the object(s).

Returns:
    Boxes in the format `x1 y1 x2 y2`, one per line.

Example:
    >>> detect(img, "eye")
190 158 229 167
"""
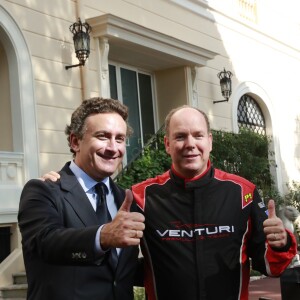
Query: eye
175 135 185 141
196 135 204 139
116 135 126 143
195 132 205 139
95 133 108 140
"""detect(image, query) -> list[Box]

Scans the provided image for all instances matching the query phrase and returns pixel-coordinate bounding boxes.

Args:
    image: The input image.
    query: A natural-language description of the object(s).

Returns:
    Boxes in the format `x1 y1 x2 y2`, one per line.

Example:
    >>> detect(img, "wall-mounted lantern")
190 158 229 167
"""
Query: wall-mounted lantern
65 18 92 70
213 68 233 104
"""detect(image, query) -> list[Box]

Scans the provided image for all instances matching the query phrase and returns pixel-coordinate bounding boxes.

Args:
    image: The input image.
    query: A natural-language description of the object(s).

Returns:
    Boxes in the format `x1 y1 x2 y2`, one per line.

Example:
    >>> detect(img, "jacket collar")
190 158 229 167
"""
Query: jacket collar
170 160 214 189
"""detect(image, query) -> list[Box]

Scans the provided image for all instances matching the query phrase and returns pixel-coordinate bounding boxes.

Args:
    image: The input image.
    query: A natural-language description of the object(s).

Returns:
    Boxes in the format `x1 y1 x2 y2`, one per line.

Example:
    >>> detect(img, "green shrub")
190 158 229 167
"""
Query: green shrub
210 129 284 207
210 129 273 191
115 130 171 188
134 287 145 300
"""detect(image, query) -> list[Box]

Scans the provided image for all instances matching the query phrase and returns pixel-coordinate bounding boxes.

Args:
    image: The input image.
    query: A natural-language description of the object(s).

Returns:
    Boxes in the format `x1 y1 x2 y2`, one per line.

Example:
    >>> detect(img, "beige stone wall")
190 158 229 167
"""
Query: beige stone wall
0 0 299 189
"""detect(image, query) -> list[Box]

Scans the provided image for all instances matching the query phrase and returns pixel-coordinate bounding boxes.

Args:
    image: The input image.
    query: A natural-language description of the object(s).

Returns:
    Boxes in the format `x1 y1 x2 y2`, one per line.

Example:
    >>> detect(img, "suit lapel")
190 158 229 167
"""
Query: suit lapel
59 163 98 226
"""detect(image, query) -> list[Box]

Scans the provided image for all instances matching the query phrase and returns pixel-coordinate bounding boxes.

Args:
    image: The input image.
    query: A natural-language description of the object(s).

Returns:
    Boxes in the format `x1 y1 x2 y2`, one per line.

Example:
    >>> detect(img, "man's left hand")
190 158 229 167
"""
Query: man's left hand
263 199 288 248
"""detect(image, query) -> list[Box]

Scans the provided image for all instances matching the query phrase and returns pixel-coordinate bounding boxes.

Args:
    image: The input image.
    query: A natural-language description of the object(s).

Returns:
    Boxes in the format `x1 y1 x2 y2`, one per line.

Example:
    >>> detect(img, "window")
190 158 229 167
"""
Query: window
237 94 266 135
109 64 155 164
0 41 13 151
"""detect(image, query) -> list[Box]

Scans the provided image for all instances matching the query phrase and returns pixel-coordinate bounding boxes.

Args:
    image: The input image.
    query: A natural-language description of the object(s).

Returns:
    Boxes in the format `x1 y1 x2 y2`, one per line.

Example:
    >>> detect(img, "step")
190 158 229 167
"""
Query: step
0 298 26 300
0 284 27 299
13 273 27 285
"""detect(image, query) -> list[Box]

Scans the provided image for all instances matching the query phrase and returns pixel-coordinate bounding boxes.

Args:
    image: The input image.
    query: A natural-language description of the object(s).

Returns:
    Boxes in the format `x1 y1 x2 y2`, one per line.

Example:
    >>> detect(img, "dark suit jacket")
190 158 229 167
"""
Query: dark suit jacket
18 162 140 300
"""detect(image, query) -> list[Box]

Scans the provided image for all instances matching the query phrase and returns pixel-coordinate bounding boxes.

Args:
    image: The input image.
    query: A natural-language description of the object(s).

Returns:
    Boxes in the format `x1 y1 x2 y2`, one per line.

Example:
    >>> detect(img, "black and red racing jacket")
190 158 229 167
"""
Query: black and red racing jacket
132 161 296 300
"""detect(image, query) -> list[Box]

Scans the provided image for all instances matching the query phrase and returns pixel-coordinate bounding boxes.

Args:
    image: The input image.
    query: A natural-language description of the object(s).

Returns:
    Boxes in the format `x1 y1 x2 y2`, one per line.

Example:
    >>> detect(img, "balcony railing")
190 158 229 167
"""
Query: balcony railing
0 152 24 223
238 0 257 23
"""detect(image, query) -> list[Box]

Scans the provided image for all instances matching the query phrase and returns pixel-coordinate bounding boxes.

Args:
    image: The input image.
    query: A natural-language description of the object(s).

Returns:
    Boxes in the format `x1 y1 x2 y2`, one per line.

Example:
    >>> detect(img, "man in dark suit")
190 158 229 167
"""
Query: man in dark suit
18 98 145 300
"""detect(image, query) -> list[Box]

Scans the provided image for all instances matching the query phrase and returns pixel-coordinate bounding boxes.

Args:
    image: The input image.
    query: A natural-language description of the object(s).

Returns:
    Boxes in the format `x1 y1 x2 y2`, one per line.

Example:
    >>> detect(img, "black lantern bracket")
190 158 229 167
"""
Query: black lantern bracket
65 18 92 70
213 68 233 104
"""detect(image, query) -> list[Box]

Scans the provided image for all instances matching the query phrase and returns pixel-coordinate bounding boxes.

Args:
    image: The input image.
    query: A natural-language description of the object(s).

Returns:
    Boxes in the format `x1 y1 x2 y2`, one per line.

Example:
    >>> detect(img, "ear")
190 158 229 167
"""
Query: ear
70 133 80 153
164 135 170 154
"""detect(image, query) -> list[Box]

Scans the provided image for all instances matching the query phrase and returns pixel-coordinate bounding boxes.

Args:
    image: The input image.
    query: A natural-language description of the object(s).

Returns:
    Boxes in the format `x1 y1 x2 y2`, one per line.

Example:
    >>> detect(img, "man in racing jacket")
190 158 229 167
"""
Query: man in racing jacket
132 105 297 300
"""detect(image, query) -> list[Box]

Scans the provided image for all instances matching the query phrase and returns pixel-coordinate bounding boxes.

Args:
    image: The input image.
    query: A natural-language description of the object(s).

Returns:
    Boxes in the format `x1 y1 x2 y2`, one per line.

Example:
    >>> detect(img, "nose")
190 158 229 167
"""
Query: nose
186 135 195 149
106 139 118 152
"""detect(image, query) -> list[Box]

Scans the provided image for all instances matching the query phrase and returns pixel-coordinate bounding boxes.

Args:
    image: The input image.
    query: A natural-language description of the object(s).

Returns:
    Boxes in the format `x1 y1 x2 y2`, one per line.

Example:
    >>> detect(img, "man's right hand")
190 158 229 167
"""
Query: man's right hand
100 189 145 248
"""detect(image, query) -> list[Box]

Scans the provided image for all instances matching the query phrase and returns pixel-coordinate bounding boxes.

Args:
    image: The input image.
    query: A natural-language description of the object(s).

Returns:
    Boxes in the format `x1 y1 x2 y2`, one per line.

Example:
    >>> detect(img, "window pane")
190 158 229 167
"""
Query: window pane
121 68 141 163
237 94 266 135
109 65 118 99
138 73 155 144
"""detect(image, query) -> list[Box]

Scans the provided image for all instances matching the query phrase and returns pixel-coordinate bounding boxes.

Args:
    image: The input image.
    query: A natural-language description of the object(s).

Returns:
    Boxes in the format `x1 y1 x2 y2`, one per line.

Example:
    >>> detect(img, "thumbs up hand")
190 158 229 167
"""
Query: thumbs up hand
263 199 287 248
100 189 145 249
119 189 135 212
267 199 277 219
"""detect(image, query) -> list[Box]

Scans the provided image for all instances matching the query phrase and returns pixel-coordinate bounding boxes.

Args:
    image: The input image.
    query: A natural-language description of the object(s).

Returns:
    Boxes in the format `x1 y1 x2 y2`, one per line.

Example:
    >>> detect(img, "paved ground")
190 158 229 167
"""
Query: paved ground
249 267 300 300
249 276 281 300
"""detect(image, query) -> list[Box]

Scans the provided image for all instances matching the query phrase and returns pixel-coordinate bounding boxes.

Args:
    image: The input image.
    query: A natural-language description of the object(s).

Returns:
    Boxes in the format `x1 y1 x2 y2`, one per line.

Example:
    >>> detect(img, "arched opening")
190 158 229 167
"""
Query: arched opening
237 94 266 135
0 7 38 223
232 82 283 194
0 40 12 151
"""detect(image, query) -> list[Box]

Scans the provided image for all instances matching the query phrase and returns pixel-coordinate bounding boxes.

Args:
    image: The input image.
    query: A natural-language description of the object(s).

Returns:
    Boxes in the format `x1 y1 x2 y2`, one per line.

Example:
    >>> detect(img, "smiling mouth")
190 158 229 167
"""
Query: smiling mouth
184 154 200 159
98 153 120 160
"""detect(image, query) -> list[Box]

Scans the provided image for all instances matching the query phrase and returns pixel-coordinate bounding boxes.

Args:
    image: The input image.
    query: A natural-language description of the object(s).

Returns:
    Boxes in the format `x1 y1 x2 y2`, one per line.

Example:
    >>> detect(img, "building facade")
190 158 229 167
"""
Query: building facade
0 0 300 285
